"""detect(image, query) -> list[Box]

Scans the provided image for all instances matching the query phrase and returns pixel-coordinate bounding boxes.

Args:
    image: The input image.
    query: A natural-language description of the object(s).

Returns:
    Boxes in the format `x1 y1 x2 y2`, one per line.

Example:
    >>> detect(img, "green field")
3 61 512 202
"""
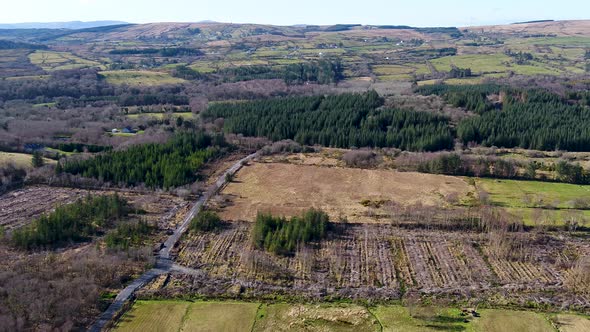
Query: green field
477 178 590 226
430 54 512 74
477 178 590 209
28 50 101 71
114 301 259 332
0 151 55 169
471 309 555 332
114 301 582 332
371 305 471 332
99 70 186 86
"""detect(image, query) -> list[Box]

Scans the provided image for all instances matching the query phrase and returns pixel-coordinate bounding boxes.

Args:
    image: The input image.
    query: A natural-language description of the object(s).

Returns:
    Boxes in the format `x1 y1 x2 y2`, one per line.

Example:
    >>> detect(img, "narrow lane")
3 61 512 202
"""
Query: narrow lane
88 152 257 332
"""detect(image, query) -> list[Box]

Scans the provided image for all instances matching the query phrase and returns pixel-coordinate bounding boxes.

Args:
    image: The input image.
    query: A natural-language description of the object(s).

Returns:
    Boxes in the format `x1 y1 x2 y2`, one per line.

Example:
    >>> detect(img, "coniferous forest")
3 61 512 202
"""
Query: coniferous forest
204 91 455 151
61 132 225 189
417 84 590 151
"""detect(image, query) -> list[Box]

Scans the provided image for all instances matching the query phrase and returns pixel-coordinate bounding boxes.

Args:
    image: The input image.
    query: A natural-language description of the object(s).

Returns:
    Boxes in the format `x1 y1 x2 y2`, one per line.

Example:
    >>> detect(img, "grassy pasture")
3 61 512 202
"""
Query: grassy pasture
477 178 590 226
99 70 186 86
0 151 55 169
430 53 511 73
115 301 259 332
28 50 101 71
372 65 414 76
114 300 190 332
372 305 472 332
552 314 590 332
477 178 590 209
472 309 555 332
115 301 572 332
182 302 259 332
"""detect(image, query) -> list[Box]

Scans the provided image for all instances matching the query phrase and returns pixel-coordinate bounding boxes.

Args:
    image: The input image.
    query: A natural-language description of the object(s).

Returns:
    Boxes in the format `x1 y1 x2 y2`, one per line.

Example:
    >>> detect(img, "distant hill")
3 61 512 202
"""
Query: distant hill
0 21 128 30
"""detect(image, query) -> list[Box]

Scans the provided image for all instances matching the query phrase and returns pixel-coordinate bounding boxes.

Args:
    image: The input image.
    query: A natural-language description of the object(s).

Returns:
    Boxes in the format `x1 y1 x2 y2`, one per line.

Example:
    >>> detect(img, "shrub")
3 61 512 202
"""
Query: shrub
342 149 379 167
190 211 222 232
105 220 153 250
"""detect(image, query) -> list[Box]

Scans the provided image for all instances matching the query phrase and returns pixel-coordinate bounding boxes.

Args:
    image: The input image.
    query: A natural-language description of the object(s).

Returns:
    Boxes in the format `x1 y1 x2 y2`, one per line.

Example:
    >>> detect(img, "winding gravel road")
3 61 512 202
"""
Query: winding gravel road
88 152 257 332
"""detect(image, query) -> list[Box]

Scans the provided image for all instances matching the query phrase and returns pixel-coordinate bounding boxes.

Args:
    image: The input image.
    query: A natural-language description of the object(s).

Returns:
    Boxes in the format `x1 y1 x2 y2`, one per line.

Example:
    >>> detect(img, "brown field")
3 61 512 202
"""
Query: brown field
216 162 472 223
0 186 190 231
468 20 590 37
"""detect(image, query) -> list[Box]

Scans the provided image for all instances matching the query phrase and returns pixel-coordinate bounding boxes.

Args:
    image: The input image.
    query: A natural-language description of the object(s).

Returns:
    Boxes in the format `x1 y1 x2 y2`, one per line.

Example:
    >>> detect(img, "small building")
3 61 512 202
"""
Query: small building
122 126 136 134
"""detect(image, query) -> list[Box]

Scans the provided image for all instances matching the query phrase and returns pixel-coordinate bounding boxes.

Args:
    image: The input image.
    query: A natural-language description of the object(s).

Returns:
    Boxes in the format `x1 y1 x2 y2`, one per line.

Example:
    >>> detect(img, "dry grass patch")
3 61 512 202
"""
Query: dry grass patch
217 162 472 223
253 303 379 332
553 314 590 332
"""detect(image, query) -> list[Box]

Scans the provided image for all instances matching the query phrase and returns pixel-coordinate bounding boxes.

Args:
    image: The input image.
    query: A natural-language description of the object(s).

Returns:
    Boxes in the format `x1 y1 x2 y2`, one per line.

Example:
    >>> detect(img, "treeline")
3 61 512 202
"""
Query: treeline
204 91 454 151
398 152 590 185
418 84 590 152
0 68 191 108
61 131 225 189
448 67 472 78
283 59 344 85
216 59 344 85
51 142 111 153
12 194 129 249
110 47 203 57
0 40 47 50
252 209 329 255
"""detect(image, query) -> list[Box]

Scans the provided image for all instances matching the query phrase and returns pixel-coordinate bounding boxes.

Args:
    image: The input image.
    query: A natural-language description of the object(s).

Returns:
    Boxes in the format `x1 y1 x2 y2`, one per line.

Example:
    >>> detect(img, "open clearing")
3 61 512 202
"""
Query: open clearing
217 162 471 223
115 301 580 332
99 70 186 86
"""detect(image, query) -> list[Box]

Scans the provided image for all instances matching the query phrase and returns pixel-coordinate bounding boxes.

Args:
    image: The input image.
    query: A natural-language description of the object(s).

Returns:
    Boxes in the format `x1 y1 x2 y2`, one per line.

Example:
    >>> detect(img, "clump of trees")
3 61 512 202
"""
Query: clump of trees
12 194 129 250
110 47 203 57
31 151 44 168
252 208 329 255
61 131 225 189
171 65 202 80
448 67 472 78
190 211 222 232
51 142 111 153
216 59 344 85
105 220 153 250
204 91 454 151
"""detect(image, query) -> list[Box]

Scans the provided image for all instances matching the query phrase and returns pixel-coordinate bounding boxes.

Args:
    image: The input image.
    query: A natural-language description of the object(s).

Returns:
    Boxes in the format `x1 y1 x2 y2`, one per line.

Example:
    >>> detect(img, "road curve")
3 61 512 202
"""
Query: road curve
88 152 257 332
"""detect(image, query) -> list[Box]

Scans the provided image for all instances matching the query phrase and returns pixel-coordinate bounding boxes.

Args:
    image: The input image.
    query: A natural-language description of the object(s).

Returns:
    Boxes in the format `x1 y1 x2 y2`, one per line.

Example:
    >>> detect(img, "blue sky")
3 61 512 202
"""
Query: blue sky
2 0 589 26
